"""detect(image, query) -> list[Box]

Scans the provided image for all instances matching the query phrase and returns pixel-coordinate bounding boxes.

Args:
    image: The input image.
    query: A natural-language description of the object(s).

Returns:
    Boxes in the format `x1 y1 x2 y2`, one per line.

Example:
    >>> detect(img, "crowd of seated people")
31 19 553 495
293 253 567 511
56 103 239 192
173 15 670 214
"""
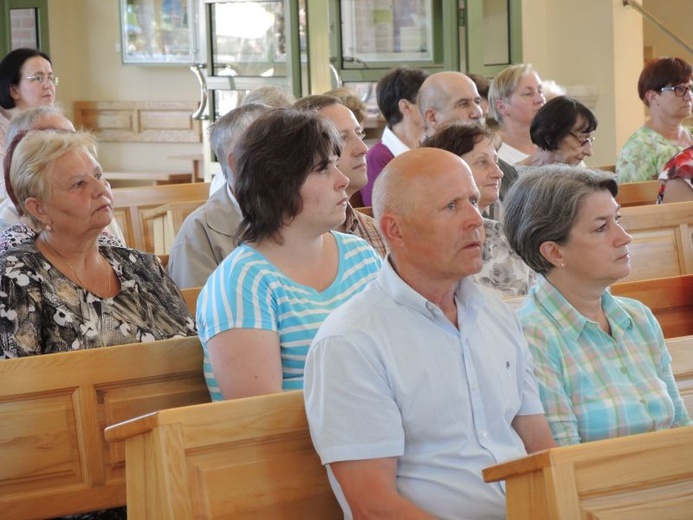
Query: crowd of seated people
2 45 693 519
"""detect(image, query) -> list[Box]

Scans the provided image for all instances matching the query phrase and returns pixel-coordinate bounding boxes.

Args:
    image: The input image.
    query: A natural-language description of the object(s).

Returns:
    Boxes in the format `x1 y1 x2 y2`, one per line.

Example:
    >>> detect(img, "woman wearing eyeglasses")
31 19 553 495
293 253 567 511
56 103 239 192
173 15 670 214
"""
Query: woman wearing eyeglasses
518 96 598 168
0 48 58 196
616 57 693 183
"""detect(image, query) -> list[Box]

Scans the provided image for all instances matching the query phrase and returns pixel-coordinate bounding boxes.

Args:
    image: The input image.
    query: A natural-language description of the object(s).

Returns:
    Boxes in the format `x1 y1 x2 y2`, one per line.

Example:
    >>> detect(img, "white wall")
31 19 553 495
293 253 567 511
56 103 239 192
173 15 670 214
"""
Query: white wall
521 0 644 168
642 0 693 64
47 0 200 176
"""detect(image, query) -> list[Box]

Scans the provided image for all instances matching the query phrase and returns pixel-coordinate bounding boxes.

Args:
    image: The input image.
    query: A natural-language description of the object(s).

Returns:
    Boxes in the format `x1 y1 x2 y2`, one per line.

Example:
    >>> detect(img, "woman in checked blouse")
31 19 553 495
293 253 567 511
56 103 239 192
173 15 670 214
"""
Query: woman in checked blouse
503 165 691 445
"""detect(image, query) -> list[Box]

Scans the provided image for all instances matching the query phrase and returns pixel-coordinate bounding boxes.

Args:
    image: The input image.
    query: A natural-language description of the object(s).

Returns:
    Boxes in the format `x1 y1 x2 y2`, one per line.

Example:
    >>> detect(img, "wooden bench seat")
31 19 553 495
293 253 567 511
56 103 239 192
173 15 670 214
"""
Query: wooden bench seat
619 200 693 282
106 333 693 518
668 335 693 417
505 274 692 339
141 200 207 255
0 336 209 519
111 182 210 252
484 426 693 519
616 180 660 207
104 171 194 185
105 390 341 519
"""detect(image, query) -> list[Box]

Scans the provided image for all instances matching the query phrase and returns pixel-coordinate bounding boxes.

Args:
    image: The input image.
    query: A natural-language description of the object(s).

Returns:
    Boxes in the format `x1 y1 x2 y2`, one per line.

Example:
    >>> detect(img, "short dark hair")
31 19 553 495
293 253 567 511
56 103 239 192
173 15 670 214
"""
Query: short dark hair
233 108 342 244
376 67 428 127
530 96 598 151
420 121 497 156
502 166 618 274
638 56 692 105
0 48 52 109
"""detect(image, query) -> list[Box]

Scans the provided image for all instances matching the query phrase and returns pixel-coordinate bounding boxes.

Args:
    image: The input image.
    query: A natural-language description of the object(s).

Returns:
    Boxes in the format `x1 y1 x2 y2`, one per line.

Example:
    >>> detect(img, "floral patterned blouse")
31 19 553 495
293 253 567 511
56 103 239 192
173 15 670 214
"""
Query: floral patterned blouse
473 218 536 298
616 125 693 183
0 243 196 359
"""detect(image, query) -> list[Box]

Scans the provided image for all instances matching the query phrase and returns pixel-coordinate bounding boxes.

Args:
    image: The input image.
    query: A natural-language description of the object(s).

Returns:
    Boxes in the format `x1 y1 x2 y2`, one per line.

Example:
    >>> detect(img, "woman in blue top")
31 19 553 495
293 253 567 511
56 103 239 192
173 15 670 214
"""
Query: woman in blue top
502 165 691 445
197 108 382 400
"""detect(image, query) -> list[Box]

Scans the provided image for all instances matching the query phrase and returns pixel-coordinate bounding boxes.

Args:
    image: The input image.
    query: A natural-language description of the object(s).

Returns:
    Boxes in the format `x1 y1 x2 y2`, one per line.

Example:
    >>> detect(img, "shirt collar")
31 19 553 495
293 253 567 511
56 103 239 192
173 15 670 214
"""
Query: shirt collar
378 256 485 328
344 203 358 233
381 127 411 157
531 275 633 340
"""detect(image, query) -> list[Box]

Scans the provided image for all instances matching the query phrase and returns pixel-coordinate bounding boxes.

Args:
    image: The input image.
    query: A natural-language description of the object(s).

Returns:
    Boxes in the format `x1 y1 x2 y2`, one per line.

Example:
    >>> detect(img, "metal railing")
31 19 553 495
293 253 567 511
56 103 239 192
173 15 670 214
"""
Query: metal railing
623 0 692 55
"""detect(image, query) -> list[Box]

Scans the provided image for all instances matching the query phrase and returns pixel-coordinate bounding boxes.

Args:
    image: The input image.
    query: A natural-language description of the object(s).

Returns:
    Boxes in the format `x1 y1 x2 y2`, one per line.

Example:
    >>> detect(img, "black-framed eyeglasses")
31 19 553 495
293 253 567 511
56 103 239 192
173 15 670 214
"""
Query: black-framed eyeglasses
24 73 59 86
659 84 693 98
569 132 596 147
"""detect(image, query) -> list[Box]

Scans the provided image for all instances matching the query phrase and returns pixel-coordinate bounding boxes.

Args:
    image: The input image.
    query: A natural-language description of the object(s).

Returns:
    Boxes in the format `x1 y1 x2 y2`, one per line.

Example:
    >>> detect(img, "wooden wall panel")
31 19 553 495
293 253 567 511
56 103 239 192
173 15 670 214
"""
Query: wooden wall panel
74 101 202 143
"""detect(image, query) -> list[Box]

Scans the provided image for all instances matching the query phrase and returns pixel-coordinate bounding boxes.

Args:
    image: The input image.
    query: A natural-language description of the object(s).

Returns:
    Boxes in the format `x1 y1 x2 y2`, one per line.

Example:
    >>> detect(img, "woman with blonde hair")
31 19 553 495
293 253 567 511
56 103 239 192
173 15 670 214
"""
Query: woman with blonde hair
489 64 545 164
0 129 195 359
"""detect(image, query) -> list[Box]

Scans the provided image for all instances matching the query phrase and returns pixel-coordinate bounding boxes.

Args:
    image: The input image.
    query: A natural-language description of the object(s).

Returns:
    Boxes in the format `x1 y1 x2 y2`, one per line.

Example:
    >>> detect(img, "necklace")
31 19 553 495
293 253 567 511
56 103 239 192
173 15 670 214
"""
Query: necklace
41 234 112 297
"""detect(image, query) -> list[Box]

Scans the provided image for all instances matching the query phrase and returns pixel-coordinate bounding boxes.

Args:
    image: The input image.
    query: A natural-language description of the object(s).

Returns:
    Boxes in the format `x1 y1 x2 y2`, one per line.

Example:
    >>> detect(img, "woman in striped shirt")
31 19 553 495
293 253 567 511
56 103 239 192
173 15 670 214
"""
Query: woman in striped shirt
197 109 382 401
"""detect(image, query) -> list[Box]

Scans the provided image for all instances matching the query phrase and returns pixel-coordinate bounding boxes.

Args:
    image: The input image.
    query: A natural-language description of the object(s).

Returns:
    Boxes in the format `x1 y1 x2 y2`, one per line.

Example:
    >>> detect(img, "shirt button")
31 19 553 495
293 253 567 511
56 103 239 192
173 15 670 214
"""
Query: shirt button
620 366 627 374
480 432 488 439
640 399 647 405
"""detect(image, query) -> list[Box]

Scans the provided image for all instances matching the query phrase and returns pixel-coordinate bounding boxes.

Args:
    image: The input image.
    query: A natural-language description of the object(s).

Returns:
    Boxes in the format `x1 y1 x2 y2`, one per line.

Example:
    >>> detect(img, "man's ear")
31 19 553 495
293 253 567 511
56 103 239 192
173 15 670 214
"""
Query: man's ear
423 108 437 133
539 240 566 269
379 213 404 248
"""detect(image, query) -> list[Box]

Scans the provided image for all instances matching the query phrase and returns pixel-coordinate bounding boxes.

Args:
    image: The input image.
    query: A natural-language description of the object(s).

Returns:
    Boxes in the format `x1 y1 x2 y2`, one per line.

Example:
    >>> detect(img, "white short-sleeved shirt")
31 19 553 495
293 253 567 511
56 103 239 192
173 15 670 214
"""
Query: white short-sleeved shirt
497 142 529 164
305 259 544 520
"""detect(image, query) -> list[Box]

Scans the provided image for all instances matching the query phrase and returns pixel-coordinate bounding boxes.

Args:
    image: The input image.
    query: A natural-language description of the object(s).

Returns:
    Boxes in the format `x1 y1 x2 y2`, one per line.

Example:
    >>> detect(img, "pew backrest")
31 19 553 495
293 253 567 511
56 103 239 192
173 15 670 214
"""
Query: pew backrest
111 182 210 252
0 336 209 519
181 286 202 316
105 390 342 519
620 201 693 282
610 274 693 338
668 335 693 417
616 180 660 207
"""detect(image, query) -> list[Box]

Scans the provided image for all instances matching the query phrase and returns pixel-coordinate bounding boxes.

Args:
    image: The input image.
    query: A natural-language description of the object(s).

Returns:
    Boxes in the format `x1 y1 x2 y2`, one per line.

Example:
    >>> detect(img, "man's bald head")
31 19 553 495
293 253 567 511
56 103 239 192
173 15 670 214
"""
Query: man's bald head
372 147 475 223
417 72 483 135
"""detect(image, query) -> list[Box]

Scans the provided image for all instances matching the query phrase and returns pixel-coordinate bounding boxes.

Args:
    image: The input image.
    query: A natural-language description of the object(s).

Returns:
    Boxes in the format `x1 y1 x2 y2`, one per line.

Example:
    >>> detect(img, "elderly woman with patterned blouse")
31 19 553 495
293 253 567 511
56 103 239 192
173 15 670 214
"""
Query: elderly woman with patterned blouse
503 165 691 445
0 129 195 359
422 122 535 297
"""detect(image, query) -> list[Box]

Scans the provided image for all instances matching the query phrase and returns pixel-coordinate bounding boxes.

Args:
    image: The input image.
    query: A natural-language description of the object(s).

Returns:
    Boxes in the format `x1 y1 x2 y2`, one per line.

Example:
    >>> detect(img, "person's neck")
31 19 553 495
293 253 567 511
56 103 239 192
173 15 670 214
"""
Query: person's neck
390 255 459 327
646 112 691 142
499 121 536 155
252 227 337 290
518 148 559 167
392 120 423 149
544 271 607 323
39 229 102 266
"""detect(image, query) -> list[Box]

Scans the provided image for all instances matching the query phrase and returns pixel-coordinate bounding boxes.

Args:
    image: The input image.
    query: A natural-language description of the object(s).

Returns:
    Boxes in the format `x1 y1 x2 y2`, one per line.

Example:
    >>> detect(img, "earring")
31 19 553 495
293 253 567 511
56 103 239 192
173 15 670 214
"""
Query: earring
45 223 53 232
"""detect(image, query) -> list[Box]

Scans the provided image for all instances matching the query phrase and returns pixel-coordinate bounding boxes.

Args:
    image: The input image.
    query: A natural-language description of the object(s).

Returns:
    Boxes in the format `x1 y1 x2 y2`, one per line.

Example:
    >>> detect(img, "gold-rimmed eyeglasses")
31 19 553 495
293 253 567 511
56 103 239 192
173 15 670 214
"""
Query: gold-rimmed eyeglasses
569 132 596 147
24 73 59 86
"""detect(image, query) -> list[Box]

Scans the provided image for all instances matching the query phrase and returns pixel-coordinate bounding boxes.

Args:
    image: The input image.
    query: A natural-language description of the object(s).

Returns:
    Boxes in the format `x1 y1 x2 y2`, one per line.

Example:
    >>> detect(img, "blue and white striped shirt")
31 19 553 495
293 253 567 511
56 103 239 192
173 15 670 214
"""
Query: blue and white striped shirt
197 231 381 400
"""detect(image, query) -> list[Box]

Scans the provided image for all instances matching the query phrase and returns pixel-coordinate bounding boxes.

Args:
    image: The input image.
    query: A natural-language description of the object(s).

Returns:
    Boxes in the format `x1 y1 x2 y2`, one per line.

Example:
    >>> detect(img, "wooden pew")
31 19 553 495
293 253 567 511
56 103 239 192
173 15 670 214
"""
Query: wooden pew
141 199 207 255
505 274 692 339
616 180 660 207
105 391 342 519
111 182 210 252
610 274 693 338
620 200 693 282
669 335 693 417
181 286 202 316
483 426 693 519
0 336 209 519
